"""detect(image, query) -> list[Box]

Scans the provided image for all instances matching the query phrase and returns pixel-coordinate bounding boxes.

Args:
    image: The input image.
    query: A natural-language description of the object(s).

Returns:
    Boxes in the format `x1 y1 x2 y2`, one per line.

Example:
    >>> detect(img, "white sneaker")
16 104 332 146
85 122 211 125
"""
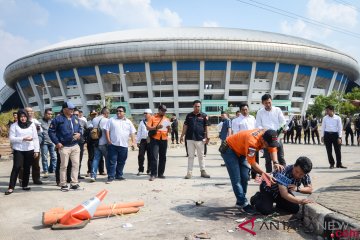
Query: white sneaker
90 178 96 182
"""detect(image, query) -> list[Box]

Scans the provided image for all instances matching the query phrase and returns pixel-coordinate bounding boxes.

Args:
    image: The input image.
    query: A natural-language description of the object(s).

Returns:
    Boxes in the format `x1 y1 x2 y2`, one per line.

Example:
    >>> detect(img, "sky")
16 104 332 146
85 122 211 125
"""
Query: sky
1 0 360 88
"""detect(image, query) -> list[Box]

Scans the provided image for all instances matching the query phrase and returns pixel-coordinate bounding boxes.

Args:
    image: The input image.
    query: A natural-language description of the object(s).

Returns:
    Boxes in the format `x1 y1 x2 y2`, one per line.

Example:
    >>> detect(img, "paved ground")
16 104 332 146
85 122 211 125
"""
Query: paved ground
0 141 359 240
315 174 360 222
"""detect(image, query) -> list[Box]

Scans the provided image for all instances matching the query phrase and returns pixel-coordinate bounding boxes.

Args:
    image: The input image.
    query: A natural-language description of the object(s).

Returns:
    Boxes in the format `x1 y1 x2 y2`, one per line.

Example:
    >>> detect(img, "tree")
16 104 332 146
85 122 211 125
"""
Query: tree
307 88 360 118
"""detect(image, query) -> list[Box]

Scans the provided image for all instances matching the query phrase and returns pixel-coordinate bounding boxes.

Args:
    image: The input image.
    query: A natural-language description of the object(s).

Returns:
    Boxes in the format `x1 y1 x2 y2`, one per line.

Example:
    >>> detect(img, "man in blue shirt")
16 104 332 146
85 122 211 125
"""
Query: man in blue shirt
49 102 82 191
250 156 313 215
219 111 231 142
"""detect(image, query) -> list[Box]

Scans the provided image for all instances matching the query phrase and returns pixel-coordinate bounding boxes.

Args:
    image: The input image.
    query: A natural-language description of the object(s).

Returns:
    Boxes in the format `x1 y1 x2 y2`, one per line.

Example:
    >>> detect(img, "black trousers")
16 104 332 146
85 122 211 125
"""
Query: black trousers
264 141 286 173
286 129 294 143
304 129 310 144
149 138 168 177
295 129 302 144
253 185 299 215
324 132 342 167
9 150 34 189
345 128 354 145
19 152 40 183
311 129 320 144
171 130 179 143
55 149 71 184
138 139 151 173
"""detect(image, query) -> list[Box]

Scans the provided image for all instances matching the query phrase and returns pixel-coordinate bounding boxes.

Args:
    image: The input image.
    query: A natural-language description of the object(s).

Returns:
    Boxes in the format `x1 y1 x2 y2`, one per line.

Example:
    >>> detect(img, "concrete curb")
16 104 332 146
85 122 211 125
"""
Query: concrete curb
301 193 360 239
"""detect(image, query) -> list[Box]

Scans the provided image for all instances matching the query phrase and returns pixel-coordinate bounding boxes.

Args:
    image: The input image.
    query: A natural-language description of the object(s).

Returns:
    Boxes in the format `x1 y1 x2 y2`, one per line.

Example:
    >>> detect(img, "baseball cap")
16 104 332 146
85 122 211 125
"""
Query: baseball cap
158 104 167 112
144 109 152 114
62 101 75 109
263 129 280 147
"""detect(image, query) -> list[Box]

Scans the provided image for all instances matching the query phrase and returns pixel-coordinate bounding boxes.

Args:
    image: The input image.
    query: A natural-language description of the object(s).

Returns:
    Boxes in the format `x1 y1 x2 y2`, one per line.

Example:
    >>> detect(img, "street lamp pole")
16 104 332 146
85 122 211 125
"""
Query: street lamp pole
160 78 163 105
108 71 129 103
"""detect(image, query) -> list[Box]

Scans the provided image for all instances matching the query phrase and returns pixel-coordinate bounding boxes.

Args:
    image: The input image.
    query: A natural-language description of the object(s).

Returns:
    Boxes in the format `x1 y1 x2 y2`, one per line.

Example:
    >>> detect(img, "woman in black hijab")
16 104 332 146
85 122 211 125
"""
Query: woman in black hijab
5 109 40 195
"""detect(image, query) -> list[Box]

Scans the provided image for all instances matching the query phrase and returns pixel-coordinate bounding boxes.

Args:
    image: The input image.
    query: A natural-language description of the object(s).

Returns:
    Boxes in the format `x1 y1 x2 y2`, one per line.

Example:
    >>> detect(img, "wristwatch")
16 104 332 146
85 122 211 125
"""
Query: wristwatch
273 161 279 165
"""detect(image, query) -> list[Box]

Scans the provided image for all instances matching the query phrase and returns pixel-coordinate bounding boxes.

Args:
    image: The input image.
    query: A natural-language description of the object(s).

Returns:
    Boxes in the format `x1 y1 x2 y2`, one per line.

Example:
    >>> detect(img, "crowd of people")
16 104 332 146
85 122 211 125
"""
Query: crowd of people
3 95 358 217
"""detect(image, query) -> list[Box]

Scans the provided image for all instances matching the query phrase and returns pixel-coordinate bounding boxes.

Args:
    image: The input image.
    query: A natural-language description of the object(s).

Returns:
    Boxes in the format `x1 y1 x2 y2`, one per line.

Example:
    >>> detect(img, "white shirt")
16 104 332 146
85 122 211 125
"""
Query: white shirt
255 107 287 131
92 115 109 145
79 116 87 123
238 114 256 132
10 122 40 152
104 117 136 147
321 115 342 137
136 119 149 143
31 118 43 133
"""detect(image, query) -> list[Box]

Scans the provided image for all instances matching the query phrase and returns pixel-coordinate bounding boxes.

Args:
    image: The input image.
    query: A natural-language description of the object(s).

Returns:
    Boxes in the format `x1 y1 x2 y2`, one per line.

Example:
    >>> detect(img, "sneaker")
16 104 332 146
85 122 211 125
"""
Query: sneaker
70 184 80 190
149 176 155 181
184 172 192 179
61 185 69 192
106 180 113 184
158 175 165 179
22 187 31 191
116 177 126 181
90 177 96 182
43 172 49 178
200 170 210 178
78 176 85 180
241 204 257 215
137 172 143 176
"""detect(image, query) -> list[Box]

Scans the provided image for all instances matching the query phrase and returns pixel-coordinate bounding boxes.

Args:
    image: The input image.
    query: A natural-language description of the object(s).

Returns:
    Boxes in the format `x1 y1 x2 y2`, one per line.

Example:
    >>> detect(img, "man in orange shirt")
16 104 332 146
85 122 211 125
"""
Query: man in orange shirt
219 128 283 214
146 105 171 181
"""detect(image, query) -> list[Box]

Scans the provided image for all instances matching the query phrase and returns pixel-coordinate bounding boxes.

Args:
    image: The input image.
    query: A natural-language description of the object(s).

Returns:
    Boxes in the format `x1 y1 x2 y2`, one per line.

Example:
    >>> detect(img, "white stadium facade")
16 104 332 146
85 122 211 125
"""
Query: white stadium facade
3 27 360 120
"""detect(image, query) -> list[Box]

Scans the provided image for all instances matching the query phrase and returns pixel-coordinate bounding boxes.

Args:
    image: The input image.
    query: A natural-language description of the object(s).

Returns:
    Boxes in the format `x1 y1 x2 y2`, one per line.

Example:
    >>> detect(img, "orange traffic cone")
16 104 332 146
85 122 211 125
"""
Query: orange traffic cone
52 189 108 230
43 201 145 226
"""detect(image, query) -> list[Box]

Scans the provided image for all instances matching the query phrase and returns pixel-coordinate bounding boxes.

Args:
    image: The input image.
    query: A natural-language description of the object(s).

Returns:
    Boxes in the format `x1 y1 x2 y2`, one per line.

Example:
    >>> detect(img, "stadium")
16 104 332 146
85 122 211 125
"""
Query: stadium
3 27 360 120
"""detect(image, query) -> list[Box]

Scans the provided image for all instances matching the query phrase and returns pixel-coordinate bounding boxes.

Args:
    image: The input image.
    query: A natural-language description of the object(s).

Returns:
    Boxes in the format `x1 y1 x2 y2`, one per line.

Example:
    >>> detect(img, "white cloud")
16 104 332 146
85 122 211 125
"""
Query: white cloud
307 0 357 28
0 0 50 88
0 0 49 27
0 29 49 88
280 19 332 40
280 0 356 43
202 21 219 27
66 0 182 28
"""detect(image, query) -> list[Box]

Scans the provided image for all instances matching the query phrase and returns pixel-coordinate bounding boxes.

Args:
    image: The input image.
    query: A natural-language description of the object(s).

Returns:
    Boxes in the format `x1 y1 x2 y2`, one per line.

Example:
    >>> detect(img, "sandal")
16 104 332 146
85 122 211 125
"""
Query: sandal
5 189 14 195
22 187 31 191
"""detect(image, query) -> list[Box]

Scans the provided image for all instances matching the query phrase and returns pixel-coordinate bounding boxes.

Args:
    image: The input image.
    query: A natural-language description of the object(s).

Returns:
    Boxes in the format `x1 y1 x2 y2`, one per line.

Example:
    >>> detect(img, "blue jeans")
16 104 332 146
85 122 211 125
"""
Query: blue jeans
107 144 128 180
91 144 108 179
221 148 250 207
40 143 57 173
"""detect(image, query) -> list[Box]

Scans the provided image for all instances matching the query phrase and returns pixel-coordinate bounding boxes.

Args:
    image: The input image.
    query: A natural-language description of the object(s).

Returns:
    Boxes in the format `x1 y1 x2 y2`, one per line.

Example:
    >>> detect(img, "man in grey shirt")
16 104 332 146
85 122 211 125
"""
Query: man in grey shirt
39 108 57 177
